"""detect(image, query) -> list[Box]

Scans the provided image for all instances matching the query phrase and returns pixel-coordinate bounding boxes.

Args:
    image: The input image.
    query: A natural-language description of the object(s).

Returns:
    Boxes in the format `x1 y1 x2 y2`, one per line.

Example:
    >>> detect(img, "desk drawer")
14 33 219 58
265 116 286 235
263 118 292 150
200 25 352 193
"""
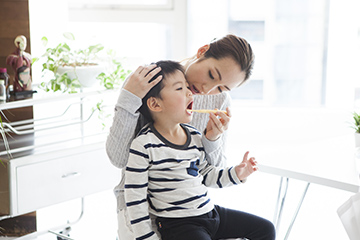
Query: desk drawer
15 147 119 215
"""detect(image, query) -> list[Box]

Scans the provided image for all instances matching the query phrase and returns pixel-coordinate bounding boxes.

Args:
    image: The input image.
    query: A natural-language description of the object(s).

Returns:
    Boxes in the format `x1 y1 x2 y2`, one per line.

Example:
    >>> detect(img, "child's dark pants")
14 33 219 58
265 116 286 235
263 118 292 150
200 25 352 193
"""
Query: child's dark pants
155 205 276 240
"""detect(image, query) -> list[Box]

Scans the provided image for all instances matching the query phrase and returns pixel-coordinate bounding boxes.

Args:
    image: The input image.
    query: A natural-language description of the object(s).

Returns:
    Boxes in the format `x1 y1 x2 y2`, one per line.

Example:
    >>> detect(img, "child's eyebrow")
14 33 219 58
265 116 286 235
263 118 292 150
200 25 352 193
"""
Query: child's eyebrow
172 81 184 86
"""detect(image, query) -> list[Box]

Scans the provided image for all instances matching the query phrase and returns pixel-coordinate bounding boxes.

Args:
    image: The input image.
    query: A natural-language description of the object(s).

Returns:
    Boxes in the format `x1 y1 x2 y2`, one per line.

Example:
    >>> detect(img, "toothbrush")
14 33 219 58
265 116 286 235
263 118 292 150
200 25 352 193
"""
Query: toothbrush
187 109 228 114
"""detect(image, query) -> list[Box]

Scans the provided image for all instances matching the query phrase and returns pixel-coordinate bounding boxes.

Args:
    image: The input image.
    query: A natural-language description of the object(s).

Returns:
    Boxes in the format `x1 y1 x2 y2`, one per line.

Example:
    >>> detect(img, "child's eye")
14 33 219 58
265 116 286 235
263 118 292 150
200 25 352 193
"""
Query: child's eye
209 71 214 80
176 87 183 90
217 86 223 93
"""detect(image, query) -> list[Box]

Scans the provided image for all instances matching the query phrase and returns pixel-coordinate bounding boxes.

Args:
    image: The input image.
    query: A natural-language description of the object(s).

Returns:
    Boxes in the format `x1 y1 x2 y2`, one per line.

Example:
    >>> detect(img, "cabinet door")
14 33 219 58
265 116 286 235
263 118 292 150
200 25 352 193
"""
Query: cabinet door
15 147 120 215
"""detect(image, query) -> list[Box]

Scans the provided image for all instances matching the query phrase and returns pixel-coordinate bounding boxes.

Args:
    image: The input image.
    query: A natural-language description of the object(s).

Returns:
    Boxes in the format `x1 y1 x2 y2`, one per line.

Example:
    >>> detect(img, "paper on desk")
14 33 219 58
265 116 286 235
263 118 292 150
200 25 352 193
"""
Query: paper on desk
337 192 360 240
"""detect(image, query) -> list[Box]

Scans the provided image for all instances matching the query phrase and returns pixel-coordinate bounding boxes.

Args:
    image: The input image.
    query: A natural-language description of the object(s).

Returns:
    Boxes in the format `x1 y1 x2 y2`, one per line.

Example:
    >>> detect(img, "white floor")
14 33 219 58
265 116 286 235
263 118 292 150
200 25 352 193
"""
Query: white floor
0 170 354 240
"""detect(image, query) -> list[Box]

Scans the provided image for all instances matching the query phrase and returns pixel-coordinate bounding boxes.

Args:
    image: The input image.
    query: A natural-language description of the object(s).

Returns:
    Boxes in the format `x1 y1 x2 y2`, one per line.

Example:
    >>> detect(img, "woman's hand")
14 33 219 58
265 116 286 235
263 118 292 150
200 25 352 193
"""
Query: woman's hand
123 64 162 99
204 107 231 141
235 151 258 181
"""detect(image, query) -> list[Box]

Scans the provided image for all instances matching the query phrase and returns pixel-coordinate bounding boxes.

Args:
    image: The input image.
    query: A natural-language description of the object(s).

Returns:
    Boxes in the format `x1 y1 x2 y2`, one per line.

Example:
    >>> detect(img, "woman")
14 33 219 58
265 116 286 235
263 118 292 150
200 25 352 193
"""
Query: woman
106 34 275 240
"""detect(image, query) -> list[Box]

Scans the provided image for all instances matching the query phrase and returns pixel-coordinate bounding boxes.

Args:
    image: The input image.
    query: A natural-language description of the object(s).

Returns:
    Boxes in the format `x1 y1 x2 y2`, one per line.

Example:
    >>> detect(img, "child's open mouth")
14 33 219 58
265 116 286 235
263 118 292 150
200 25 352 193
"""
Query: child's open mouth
186 101 193 114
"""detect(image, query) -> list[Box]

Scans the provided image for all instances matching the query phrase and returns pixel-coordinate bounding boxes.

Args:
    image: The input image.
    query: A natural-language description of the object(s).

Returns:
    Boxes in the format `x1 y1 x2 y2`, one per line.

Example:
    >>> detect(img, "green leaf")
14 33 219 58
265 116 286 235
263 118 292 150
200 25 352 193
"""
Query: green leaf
63 32 75 41
105 82 113 89
61 43 71 52
32 57 39 65
41 36 48 47
89 44 104 54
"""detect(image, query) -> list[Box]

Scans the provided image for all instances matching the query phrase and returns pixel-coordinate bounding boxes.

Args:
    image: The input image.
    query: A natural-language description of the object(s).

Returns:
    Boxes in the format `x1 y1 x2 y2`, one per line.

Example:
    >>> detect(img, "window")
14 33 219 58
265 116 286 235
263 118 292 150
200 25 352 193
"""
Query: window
29 0 360 108
29 0 186 84
188 0 360 108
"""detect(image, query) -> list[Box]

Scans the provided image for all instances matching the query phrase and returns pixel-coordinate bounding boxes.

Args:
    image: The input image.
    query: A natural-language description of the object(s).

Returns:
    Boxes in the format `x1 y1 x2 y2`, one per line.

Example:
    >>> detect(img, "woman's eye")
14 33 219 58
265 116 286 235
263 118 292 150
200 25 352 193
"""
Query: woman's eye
176 87 183 90
217 86 223 93
209 71 214 80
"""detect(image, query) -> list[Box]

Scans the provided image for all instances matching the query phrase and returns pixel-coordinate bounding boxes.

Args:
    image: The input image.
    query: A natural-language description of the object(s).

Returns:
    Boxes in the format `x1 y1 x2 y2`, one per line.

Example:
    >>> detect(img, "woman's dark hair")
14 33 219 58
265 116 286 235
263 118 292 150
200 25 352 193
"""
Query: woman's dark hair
138 60 184 122
205 34 255 85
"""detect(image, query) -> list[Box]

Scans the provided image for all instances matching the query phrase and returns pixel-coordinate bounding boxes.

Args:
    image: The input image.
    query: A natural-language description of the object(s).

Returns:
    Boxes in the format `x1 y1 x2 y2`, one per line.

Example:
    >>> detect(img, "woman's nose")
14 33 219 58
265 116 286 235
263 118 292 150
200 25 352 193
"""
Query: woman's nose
202 84 218 94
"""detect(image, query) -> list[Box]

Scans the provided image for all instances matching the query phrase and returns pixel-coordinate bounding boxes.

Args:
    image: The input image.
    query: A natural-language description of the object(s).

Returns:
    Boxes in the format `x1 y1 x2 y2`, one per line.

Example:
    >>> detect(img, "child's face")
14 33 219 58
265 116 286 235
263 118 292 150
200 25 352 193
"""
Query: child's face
157 70 194 124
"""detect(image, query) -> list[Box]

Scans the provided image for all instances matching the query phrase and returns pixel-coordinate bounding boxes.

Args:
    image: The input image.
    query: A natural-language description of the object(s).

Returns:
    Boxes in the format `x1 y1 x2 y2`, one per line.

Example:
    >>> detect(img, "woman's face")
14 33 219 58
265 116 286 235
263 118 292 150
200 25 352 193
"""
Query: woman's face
185 55 245 95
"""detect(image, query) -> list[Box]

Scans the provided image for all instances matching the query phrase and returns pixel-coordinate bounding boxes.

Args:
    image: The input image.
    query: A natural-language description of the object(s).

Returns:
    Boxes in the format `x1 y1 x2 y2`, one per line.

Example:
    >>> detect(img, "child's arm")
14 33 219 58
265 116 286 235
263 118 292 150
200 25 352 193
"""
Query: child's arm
124 140 159 240
200 151 258 187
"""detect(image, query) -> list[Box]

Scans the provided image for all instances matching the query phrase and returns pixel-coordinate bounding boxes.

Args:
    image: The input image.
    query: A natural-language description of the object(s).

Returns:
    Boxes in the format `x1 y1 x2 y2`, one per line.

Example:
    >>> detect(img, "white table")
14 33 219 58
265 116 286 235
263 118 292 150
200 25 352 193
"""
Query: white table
254 134 359 239
227 106 360 240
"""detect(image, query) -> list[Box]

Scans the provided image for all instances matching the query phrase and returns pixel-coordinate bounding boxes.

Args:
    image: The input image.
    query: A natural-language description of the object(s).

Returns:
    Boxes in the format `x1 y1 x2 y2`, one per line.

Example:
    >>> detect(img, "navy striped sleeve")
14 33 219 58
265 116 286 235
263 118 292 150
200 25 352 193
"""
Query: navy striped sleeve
125 182 148 189
216 169 224 188
228 167 238 185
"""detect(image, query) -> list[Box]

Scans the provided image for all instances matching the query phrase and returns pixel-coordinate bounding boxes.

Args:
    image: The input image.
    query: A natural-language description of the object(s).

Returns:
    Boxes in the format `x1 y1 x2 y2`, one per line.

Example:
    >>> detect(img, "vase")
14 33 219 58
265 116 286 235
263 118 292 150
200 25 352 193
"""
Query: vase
57 64 104 88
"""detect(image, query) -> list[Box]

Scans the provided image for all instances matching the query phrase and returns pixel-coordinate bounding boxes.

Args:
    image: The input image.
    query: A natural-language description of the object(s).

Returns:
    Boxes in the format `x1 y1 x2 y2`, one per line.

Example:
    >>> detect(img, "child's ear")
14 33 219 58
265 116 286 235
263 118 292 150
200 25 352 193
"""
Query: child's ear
147 97 162 112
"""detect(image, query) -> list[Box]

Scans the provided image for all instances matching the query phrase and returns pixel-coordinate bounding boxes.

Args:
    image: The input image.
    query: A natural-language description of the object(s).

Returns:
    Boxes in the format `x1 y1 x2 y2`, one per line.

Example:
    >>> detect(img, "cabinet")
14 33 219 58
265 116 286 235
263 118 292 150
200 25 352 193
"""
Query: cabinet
0 89 121 218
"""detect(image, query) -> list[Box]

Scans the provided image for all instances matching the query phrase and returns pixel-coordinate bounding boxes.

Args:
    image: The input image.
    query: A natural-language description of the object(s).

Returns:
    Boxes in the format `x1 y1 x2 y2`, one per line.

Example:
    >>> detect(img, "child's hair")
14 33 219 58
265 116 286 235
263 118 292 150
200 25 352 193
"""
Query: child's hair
138 60 185 122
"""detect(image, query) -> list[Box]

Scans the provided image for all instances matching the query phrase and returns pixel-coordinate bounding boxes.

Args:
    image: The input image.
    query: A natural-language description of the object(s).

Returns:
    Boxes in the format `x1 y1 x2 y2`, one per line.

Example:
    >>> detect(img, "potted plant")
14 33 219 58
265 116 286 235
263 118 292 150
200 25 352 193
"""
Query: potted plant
352 111 360 148
34 32 130 93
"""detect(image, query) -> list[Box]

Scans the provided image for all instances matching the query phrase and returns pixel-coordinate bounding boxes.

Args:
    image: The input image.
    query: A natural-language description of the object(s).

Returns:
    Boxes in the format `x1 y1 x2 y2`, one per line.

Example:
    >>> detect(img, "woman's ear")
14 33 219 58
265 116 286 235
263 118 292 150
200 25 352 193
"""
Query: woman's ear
197 44 210 58
147 97 162 113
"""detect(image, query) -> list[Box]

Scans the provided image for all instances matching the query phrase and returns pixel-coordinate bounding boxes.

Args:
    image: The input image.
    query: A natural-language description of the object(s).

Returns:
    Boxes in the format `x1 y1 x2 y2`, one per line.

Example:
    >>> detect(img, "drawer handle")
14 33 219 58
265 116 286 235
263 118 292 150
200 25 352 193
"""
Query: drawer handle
62 172 81 178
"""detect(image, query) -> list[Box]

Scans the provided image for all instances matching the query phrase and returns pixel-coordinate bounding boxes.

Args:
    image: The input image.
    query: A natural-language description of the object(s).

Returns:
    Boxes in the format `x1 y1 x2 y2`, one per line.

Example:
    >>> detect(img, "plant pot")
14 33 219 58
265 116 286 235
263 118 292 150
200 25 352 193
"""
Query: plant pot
57 64 104 88
355 132 360 148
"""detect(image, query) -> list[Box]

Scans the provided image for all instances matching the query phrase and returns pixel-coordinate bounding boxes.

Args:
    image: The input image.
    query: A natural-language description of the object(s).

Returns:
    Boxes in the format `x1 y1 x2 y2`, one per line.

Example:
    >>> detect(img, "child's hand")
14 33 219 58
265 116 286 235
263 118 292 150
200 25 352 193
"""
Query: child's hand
204 107 231 141
235 151 258 181
123 64 162 99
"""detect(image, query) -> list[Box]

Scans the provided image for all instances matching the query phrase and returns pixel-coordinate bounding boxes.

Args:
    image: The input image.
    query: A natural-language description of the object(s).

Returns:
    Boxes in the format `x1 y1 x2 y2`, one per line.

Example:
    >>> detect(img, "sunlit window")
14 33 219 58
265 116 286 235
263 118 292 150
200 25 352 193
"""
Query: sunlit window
29 0 185 83
29 0 360 108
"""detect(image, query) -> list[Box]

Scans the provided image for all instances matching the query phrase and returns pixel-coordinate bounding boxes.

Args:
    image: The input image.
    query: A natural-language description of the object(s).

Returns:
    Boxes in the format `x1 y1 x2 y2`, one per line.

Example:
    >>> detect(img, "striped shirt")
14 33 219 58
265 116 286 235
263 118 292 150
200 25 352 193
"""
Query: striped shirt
106 87 231 211
124 123 242 240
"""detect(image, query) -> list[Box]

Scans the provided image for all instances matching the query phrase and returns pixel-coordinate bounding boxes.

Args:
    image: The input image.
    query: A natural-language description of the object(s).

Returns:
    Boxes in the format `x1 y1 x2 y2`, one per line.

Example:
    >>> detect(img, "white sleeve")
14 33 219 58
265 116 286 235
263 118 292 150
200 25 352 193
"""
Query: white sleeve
199 161 242 188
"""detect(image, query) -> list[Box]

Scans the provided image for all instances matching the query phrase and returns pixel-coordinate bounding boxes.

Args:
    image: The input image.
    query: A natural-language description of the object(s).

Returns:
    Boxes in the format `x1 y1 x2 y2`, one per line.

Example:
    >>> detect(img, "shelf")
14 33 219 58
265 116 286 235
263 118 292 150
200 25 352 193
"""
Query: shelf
0 87 117 110
0 86 117 159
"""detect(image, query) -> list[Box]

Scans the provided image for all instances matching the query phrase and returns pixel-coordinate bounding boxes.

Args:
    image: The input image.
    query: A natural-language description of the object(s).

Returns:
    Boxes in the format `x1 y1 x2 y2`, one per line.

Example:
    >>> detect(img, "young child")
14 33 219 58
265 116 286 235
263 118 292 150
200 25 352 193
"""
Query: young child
124 60 275 240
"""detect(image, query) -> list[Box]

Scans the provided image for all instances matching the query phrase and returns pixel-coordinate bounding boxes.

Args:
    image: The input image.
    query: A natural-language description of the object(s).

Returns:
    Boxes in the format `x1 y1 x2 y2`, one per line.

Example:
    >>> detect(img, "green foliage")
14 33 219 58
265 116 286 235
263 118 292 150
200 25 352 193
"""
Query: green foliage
97 49 131 89
353 112 360 133
41 33 104 68
92 100 112 129
35 32 128 93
